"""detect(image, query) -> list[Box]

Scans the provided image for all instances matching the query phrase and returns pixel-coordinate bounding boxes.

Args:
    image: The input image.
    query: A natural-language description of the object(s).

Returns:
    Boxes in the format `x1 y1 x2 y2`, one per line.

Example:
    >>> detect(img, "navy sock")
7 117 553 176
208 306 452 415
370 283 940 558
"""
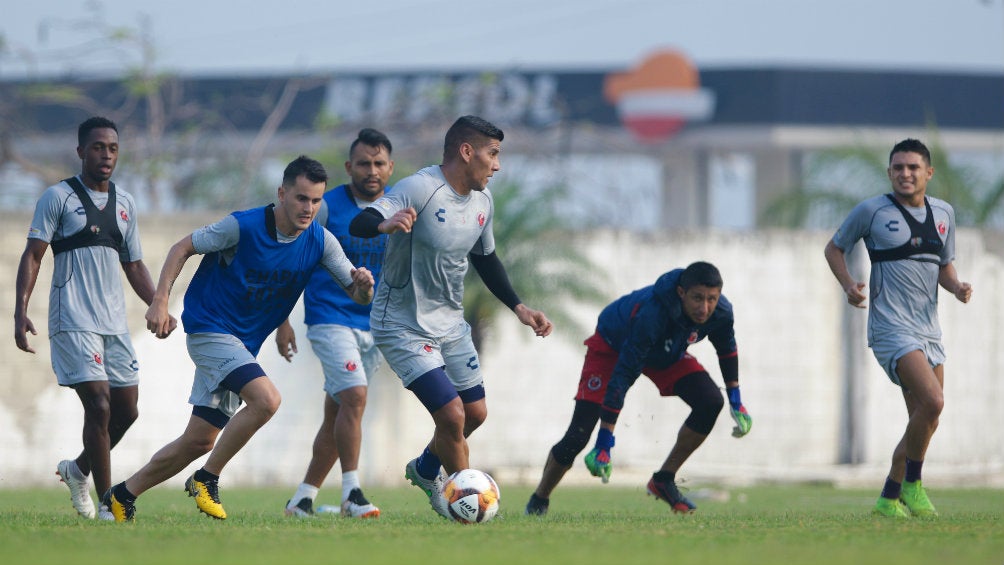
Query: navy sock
114 482 136 504
194 468 220 483
417 448 442 480
653 470 676 483
880 477 902 500
904 458 923 483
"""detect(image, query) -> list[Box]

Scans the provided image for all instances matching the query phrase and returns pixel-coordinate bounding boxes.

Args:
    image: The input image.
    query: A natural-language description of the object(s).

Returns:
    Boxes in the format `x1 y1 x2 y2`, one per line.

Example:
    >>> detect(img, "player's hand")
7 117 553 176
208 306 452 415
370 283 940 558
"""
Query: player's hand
730 404 752 438
584 447 612 483
514 304 553 337
14 313 37 354
954 282 972 303
844 282 867 308
160 314 179 339
275 319 297 362
584 427 615 483
379 207 417 234
145 299 174 339
349 267 375 305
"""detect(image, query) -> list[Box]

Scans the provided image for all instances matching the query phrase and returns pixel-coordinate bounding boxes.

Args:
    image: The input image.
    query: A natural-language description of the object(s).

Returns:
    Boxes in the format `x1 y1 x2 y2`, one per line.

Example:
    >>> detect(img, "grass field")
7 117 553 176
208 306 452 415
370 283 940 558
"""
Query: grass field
1 483 1001 565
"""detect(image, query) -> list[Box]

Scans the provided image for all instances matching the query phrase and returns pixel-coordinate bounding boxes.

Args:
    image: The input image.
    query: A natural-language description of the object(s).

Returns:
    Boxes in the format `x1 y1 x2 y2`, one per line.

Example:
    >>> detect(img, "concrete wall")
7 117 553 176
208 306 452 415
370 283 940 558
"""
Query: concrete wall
2 213 1002 490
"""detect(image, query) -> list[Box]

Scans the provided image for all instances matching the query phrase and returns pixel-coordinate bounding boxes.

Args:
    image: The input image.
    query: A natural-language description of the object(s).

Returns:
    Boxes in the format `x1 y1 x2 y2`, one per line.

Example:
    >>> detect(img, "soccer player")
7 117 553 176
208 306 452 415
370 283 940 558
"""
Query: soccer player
278 129 394 519
101 156 374 522
349 115 553 518
525 261 752 516
14 116 173 520
824 138 971 518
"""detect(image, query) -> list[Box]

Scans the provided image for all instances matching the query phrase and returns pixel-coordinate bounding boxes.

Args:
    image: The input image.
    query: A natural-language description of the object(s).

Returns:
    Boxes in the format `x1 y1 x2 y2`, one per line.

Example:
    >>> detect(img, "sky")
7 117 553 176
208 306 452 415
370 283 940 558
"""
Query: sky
2 0 1003 78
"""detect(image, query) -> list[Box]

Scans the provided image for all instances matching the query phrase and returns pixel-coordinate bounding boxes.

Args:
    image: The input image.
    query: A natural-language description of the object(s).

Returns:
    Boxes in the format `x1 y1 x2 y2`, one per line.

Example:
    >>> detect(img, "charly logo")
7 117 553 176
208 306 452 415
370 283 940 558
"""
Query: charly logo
604 50 715 143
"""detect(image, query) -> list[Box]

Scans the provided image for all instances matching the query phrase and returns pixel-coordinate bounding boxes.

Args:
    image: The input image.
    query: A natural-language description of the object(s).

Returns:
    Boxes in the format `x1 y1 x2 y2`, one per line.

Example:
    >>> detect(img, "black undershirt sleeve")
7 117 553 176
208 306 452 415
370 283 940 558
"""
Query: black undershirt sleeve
348 207 384 238
469 251 521 311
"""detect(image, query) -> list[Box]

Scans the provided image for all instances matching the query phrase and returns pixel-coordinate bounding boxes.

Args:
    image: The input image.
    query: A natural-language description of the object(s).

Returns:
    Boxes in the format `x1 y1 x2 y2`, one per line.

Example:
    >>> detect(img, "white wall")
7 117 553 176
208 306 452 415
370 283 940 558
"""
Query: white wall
2 226 1002 490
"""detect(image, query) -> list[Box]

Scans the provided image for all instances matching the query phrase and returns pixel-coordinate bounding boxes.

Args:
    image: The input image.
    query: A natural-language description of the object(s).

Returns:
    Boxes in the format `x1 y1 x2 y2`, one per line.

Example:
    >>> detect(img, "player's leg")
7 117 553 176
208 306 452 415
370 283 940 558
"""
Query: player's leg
73 381 112 501
334 384 380 518
202 373 280 475
528 334 612 515
186 337 276 519
527 400 602 515
51 331 111 519
891 351 943 517
286 394 340 517
648 365 723 513
103 414 222 522
460 385 487 437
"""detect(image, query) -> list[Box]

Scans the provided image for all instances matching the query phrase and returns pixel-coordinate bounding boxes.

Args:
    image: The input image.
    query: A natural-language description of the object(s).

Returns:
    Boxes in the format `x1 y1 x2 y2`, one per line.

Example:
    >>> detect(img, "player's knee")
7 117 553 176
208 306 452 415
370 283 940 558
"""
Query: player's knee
551 401 601 466
434 399 466 438
686 391 724 435
464 406 487 436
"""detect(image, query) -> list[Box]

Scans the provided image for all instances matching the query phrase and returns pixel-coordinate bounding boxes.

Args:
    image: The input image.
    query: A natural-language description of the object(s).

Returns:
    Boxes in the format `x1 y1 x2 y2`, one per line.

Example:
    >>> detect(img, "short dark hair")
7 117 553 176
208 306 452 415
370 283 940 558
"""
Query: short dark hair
443 115 503 161
283 155 328 186
350 128 392 156
78 116 118 147
890 138 931 166
678 261 723 290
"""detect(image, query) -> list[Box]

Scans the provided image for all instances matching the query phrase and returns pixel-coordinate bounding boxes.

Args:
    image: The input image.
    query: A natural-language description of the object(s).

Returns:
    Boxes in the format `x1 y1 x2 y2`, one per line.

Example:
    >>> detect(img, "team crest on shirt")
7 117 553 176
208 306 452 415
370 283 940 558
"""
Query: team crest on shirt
687 331 699 344
937 220 947 235
90 225 100 234
477 211 486 227
910 237 922 248
93 353 103 365
586 375 603 391
345 361 358 372
120 209 129 222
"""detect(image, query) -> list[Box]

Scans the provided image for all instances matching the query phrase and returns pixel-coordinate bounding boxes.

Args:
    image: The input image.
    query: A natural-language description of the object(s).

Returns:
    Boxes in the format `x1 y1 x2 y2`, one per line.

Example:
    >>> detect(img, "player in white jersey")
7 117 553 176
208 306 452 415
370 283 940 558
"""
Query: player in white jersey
14 117 175 520
824 138 972 519
349 115 553 518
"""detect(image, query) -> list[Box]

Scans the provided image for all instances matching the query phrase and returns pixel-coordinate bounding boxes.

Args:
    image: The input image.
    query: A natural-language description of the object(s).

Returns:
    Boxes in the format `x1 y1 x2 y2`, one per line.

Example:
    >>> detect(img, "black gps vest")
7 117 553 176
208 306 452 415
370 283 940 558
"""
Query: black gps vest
867 194 944 264
50 177 125 256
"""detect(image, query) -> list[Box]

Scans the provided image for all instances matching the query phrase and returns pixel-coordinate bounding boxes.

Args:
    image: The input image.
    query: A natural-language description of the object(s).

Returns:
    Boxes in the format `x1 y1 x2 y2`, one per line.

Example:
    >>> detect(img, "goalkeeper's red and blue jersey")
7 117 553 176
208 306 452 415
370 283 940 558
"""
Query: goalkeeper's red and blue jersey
598 269 737 414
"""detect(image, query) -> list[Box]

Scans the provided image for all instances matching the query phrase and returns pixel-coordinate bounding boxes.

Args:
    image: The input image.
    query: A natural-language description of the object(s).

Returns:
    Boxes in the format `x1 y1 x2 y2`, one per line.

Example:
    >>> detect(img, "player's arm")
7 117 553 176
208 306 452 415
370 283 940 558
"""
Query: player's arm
710 321 750 438
349 206 417 237
14 238 48 354
823 239 867 308
320 229 374 305
470 251 553 337
124 259 178 339
145 234 197 338
938 262 972 303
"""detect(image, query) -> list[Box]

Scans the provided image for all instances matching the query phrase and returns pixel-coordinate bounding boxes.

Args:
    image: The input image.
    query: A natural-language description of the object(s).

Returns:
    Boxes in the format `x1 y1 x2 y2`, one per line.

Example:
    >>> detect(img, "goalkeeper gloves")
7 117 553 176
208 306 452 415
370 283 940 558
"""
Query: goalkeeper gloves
584 428 614 483
727 386 752 438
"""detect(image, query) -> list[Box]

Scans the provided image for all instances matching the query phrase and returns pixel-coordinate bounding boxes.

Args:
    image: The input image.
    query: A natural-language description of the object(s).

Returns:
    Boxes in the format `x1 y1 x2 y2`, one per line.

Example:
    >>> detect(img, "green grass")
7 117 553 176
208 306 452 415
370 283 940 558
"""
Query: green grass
1 484 1001 565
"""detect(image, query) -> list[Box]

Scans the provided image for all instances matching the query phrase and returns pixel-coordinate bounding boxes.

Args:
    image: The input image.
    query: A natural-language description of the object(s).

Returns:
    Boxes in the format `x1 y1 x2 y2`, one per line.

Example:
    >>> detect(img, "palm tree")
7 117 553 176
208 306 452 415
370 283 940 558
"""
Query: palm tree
463 180 608 352
760 130 1004 229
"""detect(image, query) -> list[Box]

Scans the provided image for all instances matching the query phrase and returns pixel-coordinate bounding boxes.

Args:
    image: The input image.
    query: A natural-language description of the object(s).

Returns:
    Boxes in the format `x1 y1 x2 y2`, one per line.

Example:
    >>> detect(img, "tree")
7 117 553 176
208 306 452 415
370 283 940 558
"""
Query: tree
759 130 1004 230
462 180 608 353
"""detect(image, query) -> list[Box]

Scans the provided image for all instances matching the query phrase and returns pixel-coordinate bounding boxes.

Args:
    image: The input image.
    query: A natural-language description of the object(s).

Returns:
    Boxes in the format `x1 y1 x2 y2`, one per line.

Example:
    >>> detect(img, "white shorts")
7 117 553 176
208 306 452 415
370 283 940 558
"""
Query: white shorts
306 324 382 399
870 334 945 386
50 331 139 388
187 333 261 418
372 321 483 390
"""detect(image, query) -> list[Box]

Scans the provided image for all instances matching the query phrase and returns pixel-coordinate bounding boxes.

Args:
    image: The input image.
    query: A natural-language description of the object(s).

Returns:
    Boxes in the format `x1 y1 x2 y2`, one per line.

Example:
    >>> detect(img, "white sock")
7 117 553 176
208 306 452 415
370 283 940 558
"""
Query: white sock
290 483 319 507
342 471 360 502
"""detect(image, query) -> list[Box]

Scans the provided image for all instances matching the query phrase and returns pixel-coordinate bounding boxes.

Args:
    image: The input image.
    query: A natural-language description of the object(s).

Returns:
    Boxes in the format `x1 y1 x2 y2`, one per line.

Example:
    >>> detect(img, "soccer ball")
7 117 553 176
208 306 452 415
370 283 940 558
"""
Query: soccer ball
440 469 500 524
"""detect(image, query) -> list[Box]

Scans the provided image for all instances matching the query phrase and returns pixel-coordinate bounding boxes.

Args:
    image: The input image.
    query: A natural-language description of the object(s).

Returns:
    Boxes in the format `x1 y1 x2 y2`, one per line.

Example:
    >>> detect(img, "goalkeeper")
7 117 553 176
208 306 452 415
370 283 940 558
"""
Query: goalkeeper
525 261 751 516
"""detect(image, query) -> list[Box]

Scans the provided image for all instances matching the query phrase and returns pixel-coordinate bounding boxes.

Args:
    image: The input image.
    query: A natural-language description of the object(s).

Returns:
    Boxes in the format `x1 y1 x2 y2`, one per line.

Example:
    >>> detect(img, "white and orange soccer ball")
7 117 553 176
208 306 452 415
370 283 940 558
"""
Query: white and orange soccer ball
440 469 500 524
